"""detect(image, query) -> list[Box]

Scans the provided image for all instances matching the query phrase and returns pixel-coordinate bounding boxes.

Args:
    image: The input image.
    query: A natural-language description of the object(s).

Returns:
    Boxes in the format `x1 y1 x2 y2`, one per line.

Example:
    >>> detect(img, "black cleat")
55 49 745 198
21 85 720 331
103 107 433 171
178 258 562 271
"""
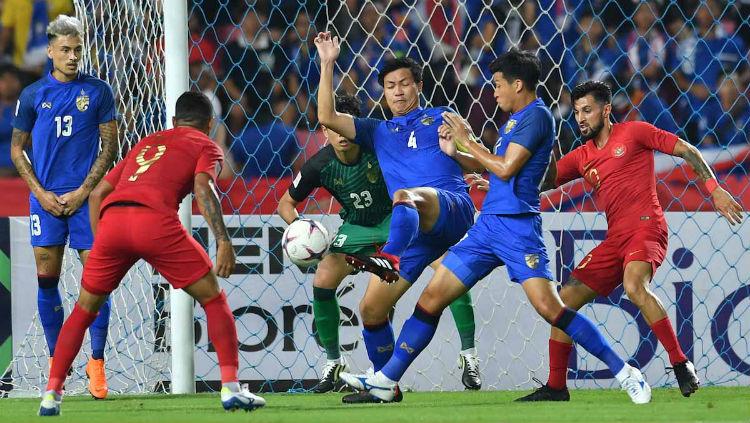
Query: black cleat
311 361 348 393
459 353 482 390
671 360 700 397
515 379 570 402
345 252 400 283
342 385 402 404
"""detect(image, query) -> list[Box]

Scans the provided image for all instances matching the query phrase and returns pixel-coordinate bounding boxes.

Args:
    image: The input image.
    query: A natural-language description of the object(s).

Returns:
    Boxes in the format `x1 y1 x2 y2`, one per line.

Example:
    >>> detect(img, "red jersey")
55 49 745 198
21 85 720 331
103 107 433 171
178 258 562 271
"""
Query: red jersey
101 126 223 215
556 121 678 236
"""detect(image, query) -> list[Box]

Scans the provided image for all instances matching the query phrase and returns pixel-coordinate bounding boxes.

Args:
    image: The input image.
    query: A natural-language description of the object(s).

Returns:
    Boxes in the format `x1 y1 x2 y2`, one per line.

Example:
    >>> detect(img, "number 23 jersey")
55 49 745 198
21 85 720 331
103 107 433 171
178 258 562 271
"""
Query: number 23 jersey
100 126 224 216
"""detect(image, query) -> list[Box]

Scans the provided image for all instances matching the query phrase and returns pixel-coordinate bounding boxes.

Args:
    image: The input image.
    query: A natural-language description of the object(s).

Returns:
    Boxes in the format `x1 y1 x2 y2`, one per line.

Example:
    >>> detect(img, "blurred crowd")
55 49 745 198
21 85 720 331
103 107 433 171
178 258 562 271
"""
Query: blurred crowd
1 0 749 181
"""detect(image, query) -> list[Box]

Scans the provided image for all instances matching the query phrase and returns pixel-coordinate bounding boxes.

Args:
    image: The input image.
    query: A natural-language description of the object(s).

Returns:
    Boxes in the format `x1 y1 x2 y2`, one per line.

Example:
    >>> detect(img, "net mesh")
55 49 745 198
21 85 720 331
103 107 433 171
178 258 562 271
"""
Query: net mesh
4 0 749 396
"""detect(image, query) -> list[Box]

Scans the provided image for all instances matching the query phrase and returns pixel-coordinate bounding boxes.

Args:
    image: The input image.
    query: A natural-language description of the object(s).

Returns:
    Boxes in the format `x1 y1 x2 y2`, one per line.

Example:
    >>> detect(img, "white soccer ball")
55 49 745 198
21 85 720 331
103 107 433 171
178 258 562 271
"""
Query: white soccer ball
282 219 330 266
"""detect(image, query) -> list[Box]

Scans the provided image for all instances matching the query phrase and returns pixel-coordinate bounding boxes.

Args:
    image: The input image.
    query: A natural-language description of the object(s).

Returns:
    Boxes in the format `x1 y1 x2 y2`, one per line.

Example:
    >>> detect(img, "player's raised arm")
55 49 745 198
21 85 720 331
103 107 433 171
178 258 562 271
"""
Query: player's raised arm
10 128 66 216
194 172 235 277
671 139 743 225
315 31 356 140
442 112 531 181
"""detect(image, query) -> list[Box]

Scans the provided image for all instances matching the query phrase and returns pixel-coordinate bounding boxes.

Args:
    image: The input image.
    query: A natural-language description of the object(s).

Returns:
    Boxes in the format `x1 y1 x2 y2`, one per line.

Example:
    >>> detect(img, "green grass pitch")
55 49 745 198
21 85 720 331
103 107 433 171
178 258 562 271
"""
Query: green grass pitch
1 386 748 423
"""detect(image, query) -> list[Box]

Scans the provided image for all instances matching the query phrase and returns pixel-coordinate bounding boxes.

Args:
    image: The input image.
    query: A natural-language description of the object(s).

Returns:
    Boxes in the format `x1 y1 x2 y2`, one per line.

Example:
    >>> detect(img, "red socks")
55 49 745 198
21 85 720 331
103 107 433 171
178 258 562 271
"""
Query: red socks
47 304 98 393
651 316 688 365
548 339 573 390
202 291 239 383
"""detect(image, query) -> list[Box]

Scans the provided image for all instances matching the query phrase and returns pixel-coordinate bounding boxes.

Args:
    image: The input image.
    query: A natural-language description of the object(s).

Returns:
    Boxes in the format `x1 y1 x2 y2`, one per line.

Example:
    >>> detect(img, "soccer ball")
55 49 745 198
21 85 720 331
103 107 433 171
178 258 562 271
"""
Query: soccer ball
282 219 330 266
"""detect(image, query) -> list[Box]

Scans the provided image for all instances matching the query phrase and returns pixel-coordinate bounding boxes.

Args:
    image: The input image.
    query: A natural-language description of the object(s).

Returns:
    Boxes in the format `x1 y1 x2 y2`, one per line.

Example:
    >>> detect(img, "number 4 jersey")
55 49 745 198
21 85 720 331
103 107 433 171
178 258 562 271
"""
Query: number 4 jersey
288 145 391 227
100 126 224 216
12 72 116 194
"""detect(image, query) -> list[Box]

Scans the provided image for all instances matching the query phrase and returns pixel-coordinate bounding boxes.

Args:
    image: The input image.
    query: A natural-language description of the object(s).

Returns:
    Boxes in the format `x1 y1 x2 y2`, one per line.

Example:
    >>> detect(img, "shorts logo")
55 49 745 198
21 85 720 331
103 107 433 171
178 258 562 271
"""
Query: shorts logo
612 143 626 158
524 254 539 269
399 342 415 354
76 89 89 112
377 344 394 353
504 119 516 134
420 115 434 126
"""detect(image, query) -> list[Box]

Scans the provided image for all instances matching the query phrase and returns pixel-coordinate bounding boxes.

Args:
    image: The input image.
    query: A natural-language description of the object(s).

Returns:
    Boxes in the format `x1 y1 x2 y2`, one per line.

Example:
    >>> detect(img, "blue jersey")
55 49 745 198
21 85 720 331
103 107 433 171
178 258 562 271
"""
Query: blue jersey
482 98 554 215
12 72 116 194
353 106 467 197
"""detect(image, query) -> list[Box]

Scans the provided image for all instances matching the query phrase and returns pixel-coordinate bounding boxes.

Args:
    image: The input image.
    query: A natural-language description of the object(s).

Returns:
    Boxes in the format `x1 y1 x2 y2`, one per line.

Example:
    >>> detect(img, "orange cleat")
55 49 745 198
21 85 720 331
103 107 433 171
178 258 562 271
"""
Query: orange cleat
85 358 108 399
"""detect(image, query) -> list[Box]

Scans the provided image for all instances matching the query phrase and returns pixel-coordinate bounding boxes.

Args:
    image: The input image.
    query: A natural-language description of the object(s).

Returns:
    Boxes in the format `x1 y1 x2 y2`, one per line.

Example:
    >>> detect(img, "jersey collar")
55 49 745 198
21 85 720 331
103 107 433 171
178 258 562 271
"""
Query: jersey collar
47 71 81 85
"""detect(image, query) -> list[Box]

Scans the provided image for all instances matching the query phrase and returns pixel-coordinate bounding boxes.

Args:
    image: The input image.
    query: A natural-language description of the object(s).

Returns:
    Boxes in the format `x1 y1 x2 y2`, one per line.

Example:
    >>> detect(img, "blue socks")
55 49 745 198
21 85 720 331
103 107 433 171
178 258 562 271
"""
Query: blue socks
38 275 64 357
37 274 110 360
381 305 440 382
362 320 395 372
382 202 419 257
89 296 111 360
554 307 625 375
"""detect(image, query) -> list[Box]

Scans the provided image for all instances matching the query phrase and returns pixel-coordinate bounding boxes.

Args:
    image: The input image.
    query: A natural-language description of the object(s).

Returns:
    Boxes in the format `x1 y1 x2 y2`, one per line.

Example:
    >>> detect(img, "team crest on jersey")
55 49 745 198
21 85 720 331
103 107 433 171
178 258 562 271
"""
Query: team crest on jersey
76 89 89 112
420 115 434 126
524 253 539 269
612 143 626 158
366 162 379 183
504 119 517 134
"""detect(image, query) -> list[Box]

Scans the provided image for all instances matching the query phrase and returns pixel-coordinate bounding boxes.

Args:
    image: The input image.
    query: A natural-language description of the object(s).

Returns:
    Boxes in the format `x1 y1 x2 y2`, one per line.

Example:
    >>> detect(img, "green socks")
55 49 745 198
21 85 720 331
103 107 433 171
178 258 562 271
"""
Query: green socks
448 291 476 351
312 287 341 360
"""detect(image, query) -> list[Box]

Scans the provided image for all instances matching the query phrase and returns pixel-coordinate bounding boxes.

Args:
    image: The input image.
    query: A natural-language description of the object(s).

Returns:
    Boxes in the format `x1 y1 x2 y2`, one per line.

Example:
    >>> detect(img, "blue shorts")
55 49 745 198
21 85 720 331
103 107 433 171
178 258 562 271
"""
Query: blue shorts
400 189 475 283
29 196 94 250
442 213 553 288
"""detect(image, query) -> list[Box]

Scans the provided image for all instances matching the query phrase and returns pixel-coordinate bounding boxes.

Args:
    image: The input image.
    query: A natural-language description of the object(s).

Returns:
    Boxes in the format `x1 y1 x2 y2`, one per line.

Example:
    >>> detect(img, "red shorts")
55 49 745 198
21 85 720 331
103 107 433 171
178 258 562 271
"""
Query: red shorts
570 222 668 296
82 206 213 296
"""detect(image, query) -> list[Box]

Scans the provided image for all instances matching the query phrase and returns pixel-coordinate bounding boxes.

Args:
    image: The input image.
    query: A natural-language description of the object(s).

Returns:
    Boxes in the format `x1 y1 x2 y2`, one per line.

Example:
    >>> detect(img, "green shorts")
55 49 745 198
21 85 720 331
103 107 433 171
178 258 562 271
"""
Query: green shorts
329 214 391 256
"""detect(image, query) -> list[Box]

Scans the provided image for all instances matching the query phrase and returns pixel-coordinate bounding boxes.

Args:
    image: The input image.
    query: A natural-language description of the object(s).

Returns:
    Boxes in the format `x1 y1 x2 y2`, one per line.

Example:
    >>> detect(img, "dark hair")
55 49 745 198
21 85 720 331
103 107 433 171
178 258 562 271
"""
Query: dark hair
377 57 423 86
571 80 612 105
488 48 541 91
335 93 362 117
175 91 213 127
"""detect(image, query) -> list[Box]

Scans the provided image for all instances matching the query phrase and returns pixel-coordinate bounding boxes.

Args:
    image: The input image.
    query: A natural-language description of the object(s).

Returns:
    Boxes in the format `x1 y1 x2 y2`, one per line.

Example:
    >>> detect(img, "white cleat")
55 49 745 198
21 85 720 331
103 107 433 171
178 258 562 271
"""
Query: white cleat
220 384 266 412
38 390 61 416
618 365 652 404
339 370 397 402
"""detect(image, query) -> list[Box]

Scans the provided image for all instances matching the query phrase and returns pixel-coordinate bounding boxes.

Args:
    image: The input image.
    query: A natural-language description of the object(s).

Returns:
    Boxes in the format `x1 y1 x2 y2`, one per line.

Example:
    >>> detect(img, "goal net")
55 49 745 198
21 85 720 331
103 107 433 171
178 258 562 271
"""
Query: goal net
3 0 749 397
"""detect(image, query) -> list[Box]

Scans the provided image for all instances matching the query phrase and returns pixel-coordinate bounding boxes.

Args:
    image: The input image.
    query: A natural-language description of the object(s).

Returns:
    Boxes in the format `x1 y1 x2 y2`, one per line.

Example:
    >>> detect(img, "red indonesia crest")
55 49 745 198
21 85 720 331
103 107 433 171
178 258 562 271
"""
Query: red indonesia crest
612 143 626 158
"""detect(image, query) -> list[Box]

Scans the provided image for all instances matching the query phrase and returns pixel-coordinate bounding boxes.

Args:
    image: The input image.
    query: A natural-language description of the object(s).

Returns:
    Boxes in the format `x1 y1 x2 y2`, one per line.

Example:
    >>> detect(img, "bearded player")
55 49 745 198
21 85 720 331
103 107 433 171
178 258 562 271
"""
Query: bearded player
38 92 265 416
277 94 480 393
516 81 743 402
10 15 116 398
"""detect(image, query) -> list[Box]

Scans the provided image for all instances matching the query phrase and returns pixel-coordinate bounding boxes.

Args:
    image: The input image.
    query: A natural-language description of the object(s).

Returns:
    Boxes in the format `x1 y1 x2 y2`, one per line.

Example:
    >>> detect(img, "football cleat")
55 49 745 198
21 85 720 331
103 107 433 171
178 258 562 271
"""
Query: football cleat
458 351 482 390
221 384 266 412
86 358 108 399
514 378 570 402
671 360 700 397
345 252 400 283
342 385 403 404
339 371 398 403
311 359 348 393
618 365 651 404
38 390 61 416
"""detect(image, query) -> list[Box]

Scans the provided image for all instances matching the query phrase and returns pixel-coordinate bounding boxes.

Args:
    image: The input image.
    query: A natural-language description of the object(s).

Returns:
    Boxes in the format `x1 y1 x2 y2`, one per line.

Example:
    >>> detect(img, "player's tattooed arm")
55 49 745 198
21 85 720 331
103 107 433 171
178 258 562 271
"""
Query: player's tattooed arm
539 153 558 192
11 129 66 216
673 138 744 225
195 172 235 277
82 120 120 193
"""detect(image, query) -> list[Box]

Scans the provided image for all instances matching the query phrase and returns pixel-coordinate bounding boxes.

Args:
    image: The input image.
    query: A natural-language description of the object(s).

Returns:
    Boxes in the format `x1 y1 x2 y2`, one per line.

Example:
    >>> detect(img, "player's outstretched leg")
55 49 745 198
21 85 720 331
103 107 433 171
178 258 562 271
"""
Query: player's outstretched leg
449 291 481 390
622 261 699 397
184 271 265 412
523 278 651 404
341 265 466 403
346 189 439 283
310 253 353 393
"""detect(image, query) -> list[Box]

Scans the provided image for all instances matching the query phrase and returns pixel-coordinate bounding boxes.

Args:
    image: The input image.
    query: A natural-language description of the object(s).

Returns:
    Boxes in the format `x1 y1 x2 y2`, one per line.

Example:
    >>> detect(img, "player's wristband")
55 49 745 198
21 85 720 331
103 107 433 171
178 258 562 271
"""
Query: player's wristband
704 178 719 194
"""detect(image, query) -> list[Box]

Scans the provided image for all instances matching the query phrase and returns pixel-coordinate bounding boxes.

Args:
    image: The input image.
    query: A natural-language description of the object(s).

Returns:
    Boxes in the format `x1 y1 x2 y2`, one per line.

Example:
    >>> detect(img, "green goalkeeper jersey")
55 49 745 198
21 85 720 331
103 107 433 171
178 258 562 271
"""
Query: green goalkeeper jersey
287 145 391 226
